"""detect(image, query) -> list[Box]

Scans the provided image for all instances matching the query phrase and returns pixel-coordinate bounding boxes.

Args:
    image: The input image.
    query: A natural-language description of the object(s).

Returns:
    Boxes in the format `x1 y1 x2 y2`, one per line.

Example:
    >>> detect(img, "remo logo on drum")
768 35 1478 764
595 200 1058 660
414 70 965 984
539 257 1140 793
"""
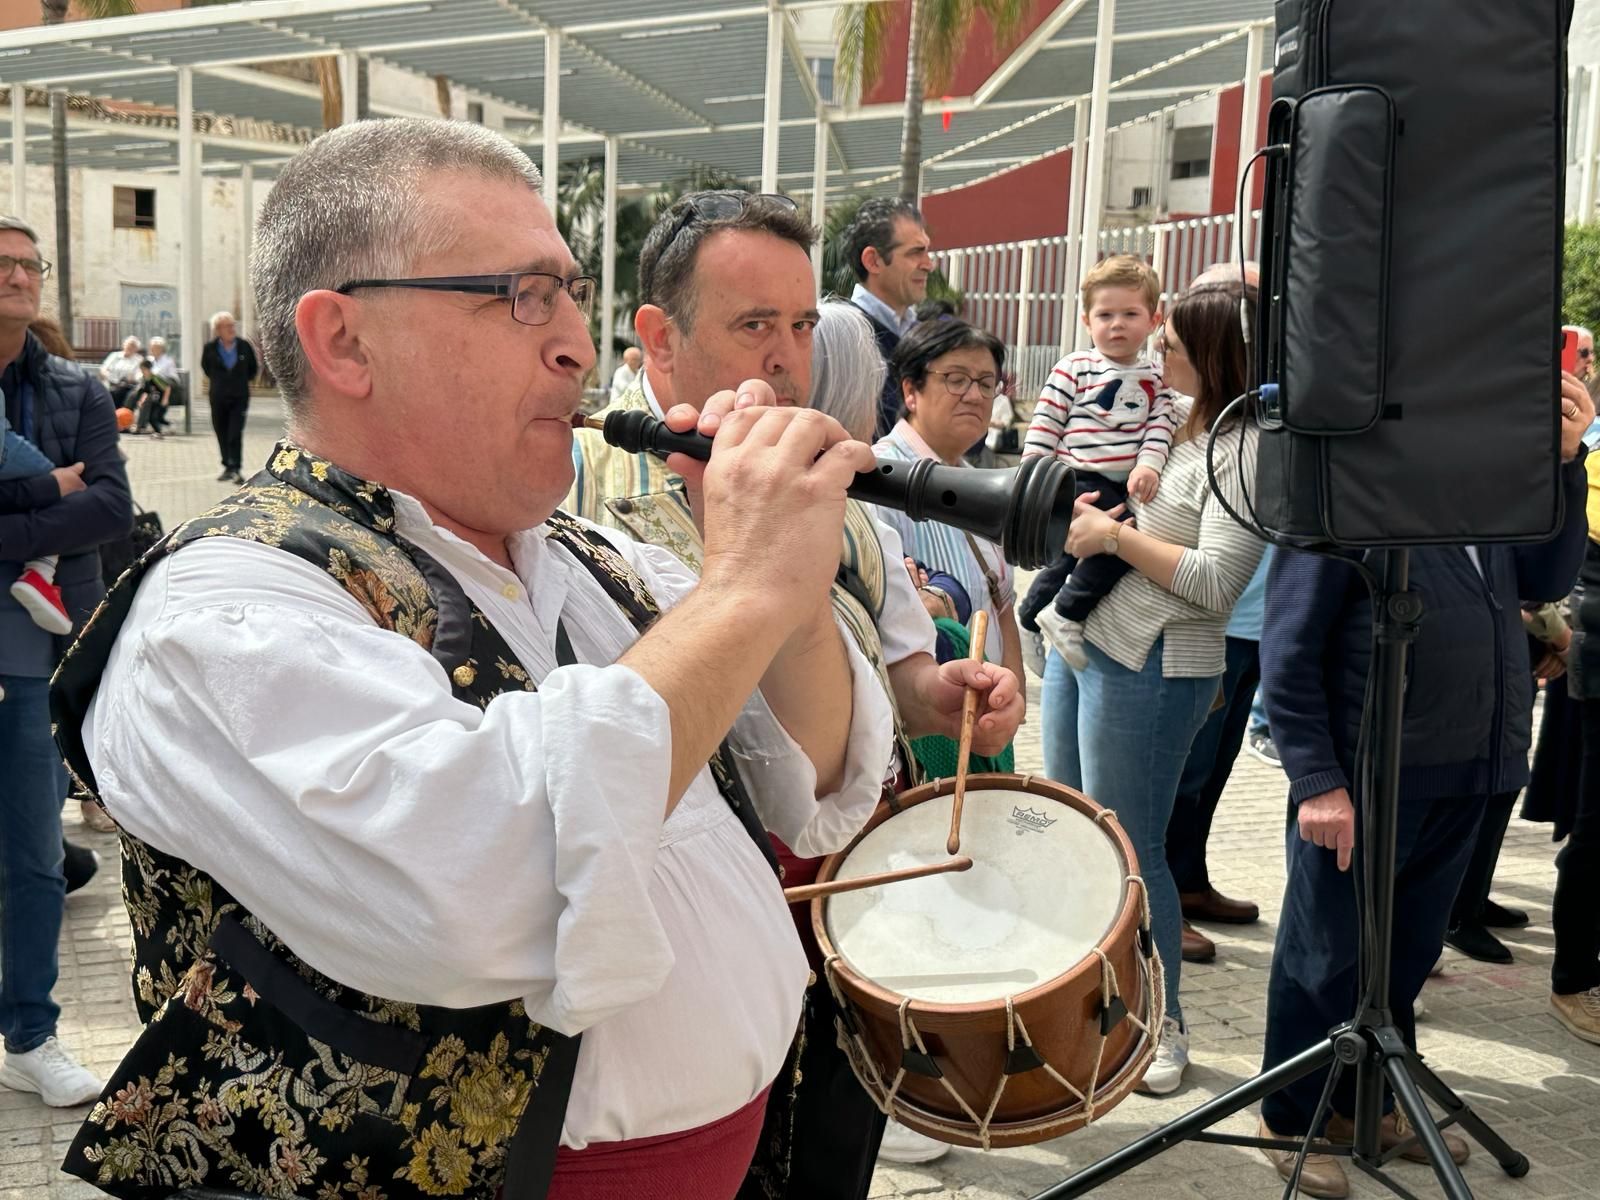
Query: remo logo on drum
1009 806 1058 835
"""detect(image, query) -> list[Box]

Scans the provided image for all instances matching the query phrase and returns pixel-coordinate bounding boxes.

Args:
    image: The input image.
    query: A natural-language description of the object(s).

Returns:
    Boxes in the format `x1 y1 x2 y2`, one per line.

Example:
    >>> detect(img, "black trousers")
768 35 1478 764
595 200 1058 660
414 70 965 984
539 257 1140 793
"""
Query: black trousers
1018 471 1133 628
1554 700 1600 994
1260 791 1486 1135
1447 791 1517 929
210 392 250 471
1167 636 1261 893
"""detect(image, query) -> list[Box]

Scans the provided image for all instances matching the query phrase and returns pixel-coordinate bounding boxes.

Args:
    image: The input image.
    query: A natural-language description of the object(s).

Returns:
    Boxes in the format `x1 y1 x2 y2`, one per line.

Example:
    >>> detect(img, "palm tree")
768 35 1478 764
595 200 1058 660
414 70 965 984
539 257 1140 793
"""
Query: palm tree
41 0 137 340
835 0 1028 203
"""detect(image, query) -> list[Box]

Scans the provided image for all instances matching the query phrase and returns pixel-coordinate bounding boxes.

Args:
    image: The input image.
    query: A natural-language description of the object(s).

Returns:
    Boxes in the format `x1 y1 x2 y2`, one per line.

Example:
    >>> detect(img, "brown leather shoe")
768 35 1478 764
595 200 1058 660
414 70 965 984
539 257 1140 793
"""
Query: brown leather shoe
1181 919 1216 963
1325 1110 1470 1165
1258 1119 1349 1198
1180 885 1261 924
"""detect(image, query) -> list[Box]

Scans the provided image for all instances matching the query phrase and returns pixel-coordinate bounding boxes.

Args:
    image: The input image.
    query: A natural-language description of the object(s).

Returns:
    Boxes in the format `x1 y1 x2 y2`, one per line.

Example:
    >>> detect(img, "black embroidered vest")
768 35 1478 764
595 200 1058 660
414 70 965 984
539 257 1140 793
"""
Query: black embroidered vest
50 442 770 1200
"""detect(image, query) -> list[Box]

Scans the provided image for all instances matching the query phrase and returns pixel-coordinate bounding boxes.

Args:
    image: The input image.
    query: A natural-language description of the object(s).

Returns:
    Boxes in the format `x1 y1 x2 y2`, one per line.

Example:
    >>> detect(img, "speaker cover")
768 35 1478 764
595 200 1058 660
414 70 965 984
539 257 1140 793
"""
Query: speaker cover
1256 1 1570 547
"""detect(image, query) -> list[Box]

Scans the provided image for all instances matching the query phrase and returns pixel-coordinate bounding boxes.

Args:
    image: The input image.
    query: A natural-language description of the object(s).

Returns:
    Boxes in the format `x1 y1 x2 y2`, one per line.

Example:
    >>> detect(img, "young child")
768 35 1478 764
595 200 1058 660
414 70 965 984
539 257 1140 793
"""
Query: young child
131 357 170 438
0 412 74 637
1020 255 1176 668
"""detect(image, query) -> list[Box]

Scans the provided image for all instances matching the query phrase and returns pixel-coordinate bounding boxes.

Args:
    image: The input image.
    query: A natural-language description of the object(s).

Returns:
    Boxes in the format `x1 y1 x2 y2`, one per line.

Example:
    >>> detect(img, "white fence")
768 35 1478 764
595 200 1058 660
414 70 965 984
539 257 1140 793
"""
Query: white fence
940 211 1264 398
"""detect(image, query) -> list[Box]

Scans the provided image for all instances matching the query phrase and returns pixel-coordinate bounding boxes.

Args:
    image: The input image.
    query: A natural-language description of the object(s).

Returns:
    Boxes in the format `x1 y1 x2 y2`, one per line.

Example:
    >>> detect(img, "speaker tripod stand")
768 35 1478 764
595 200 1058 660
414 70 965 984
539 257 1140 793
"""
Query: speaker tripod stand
1029 550 1529 1200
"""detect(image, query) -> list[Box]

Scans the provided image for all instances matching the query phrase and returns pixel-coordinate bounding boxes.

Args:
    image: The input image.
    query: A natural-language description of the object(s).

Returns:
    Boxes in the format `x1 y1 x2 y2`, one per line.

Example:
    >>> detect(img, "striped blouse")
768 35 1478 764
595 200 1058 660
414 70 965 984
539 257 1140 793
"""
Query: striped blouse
1085 397 1266 679
871 420 1015 664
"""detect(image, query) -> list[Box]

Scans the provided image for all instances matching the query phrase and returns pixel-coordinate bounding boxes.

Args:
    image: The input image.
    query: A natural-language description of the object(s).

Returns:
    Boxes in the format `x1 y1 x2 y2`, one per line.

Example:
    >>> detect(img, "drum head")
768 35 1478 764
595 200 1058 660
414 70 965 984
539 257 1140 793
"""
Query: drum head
825 788 1125 1004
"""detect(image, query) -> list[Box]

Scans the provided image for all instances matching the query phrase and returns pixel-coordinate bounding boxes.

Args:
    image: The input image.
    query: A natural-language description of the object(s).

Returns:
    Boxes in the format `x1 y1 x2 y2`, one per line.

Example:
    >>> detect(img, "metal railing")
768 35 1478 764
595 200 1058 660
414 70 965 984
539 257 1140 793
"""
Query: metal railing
938 211 1263 398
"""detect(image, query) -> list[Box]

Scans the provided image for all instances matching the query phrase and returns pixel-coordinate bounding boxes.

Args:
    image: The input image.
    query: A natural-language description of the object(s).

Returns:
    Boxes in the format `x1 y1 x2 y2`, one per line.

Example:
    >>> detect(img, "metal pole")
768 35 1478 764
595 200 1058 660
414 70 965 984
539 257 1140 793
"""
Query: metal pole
600 134 618 389
1582 64 1600 221
341 51 360 125
237 164 254 343
178 66 199 434
1234 23 1265 262
1076 0 1115 350
1059 96 1090 353
761 2 783 192
811 110 827 292
543 32 561 214
8 84 25 221
1150 221 1168 309
1015 241 1034 353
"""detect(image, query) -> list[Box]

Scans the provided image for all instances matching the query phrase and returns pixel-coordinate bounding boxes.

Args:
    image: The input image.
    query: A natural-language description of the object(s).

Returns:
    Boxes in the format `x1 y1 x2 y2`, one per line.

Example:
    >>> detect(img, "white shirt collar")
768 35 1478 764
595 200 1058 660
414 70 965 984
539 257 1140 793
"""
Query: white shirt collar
851 282 911 335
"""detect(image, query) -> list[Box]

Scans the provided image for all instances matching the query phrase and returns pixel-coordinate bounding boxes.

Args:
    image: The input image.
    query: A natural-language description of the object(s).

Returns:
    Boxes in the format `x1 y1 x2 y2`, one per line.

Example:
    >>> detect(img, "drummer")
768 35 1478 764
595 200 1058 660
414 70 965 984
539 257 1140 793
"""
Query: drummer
53 120 898 1200
568 192 1025 1189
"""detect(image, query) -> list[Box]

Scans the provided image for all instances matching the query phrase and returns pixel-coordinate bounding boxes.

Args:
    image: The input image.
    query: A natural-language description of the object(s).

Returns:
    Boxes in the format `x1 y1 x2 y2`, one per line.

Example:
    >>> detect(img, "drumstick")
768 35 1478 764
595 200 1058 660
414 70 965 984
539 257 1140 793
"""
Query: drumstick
783 856 973 904
946 608 989 855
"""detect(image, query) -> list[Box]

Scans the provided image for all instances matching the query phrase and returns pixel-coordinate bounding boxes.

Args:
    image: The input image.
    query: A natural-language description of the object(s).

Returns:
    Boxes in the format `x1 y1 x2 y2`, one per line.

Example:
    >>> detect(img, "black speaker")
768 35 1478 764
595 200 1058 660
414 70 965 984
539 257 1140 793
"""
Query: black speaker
1254 1 1572 547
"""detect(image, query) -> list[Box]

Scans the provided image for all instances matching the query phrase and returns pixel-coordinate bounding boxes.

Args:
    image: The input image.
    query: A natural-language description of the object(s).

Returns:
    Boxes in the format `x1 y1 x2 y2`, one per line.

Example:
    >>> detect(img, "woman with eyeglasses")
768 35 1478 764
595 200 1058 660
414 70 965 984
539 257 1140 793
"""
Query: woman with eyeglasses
1035 281 1265 1096
873 318 1025 702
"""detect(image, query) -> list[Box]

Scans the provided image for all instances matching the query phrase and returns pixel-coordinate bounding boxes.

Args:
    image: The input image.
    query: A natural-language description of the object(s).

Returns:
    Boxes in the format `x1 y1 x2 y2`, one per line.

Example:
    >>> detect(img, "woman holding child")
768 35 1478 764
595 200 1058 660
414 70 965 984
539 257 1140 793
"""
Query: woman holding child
1034 274 1265 1096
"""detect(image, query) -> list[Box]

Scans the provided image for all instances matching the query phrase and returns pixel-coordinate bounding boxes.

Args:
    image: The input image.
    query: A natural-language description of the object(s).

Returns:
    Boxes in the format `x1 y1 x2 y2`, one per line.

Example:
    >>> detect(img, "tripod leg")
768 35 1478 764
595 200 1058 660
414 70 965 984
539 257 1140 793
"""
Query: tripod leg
1401 1050 1530 1176
1027 1040 1335 1200
1382 1057 1476 1200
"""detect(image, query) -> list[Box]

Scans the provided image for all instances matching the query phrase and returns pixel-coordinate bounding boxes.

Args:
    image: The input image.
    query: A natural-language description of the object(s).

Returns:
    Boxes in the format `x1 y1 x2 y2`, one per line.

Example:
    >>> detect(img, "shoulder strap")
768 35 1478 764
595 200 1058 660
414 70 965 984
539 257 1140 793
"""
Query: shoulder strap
962 530 1006 611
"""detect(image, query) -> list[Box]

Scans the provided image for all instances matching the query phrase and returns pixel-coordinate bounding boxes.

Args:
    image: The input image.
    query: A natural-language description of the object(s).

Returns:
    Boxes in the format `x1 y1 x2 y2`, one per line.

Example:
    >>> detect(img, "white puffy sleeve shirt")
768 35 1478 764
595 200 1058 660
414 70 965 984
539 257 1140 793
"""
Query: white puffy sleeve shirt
82 493 895 1147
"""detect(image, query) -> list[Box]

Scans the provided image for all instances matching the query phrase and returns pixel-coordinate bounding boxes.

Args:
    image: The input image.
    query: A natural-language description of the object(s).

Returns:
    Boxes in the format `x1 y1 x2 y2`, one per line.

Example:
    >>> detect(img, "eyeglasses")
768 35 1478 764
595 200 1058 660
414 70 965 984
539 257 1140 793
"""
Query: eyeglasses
1580 347 1594 360
334 271 596 327
929 369 999 399
657 191 799 259
0 254 51 281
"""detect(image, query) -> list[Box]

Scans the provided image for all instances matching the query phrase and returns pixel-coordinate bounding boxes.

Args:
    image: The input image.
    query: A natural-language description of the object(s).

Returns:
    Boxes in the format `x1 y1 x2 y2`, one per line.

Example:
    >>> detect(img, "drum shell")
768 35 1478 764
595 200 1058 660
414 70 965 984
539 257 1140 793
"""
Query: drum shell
812 773 1153 1148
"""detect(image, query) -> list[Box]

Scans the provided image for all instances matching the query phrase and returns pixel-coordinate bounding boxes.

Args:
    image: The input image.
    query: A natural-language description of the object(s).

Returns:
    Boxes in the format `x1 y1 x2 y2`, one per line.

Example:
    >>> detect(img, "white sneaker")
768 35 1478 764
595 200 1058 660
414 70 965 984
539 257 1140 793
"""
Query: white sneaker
878 1119 951 1164
0 1037 104 1106
1036 607 1089 670
1136 1016 1190 1096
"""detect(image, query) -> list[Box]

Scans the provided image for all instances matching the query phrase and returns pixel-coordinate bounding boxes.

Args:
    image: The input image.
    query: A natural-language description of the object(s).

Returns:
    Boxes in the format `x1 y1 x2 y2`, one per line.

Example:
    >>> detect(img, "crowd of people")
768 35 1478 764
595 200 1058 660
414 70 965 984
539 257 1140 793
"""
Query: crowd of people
0 117 1595 1200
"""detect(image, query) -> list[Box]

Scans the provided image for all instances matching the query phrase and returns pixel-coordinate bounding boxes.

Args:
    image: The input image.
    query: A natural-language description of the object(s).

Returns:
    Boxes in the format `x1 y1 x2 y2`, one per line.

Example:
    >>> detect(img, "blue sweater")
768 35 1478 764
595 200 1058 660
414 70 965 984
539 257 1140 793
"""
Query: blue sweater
1260 457 1588 805
0 333 132 676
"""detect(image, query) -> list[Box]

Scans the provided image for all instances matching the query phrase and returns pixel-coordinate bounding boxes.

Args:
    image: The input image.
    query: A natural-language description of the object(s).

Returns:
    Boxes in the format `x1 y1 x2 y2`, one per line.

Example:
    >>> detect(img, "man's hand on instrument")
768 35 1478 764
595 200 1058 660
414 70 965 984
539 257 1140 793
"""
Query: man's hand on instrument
690 400 874 630
915 658 1025 755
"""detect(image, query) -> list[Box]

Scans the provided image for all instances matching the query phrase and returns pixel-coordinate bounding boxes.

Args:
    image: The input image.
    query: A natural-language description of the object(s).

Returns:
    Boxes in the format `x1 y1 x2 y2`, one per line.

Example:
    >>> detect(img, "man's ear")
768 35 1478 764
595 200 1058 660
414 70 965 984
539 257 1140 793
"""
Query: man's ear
861 246 885 278
295 290 374 402
635 304 676 375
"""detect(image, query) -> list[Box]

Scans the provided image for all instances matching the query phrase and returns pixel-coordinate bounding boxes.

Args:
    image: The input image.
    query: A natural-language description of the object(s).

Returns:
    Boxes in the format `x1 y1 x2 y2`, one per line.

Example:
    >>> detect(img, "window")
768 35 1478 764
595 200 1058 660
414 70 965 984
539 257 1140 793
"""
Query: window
1131 186 1152 209
809 56 834 103
467 100 484 124
1170 125 1213 180
113 187 156 231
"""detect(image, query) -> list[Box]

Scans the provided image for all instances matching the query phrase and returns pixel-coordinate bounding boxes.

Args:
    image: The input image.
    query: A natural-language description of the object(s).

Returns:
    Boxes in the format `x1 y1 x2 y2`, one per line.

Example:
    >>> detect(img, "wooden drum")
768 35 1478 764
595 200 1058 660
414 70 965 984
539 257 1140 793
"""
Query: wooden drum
812 773 1161 1149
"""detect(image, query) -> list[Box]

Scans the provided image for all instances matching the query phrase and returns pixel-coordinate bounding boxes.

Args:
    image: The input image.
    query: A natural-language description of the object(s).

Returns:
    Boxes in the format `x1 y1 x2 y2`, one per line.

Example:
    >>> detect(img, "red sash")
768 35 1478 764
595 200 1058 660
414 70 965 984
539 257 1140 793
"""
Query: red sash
545 1086 771 1200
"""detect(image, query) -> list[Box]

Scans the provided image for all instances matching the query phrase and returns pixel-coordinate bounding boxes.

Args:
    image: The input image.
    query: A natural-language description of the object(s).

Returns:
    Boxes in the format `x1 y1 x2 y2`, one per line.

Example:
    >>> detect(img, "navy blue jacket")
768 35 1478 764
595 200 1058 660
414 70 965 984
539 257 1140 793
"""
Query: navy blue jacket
1260 456 1589 805
851 300 904 439
0 332 132 675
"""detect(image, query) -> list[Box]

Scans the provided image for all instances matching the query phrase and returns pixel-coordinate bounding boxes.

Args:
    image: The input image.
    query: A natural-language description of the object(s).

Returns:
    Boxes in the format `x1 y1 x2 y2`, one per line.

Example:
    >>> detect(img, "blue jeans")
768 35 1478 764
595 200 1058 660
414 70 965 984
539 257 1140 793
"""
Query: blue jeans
0 429 53 482
1041 641 1220 1023
0 676 67 1052
1248 688 1268 737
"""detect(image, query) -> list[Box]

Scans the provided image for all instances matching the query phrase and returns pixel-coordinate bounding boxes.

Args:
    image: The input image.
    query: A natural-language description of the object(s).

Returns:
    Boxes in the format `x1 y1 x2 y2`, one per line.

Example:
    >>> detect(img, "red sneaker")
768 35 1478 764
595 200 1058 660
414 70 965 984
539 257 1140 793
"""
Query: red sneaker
9 568 74 635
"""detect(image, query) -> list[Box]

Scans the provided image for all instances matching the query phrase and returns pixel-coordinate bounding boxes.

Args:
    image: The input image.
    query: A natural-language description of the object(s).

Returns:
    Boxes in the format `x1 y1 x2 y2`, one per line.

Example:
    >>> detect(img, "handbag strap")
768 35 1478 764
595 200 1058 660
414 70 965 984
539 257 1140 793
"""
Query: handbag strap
962 531 1005 612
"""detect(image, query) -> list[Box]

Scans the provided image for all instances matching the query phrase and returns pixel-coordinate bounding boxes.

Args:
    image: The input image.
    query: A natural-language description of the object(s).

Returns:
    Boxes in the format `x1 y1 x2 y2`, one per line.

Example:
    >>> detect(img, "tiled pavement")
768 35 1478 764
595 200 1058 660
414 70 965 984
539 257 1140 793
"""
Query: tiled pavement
7 398 1599 1198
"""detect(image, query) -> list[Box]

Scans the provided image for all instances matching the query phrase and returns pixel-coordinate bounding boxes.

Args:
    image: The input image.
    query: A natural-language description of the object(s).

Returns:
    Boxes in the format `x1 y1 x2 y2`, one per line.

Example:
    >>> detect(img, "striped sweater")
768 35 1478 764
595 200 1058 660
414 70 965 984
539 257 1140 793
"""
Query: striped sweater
1083 397 1266 678
1024 349 1176 480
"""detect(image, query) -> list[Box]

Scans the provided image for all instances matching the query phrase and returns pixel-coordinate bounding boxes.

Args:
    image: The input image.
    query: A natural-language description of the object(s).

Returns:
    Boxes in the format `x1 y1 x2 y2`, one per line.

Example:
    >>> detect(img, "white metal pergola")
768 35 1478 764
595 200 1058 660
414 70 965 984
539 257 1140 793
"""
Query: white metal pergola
1 0 1272 375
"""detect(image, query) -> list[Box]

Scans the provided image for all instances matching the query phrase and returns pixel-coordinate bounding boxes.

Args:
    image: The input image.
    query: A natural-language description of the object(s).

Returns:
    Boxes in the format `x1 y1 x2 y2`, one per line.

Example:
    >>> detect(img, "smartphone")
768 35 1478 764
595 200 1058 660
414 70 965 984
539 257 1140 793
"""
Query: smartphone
1563 328 1579 375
